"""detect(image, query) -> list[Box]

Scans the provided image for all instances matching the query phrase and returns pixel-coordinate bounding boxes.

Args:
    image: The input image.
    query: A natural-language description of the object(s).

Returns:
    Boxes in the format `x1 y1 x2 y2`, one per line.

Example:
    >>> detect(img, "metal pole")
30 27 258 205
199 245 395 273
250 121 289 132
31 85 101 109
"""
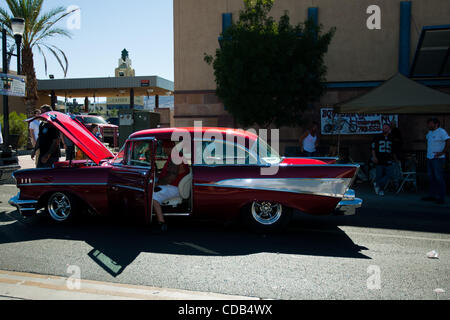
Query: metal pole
2 25 9 147
130 88 134 109
51 90 56 109
15 35 21 75
337 114 342 157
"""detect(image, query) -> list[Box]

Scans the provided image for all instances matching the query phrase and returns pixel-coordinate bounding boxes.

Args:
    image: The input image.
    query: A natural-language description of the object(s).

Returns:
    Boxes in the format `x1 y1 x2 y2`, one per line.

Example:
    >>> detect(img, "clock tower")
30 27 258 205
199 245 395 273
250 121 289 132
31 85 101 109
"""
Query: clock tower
115 49 135 77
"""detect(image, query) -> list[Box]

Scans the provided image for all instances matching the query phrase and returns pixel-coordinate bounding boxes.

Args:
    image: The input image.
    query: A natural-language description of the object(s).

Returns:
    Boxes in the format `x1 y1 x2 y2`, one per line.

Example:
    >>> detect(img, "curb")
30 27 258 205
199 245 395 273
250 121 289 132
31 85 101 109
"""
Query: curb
0 270 259 301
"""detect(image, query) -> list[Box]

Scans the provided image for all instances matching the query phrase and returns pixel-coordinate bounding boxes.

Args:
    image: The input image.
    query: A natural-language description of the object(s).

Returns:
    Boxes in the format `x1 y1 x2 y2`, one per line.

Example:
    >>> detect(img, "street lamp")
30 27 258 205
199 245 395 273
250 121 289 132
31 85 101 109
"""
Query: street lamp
2 17 25 149
11 18 25 75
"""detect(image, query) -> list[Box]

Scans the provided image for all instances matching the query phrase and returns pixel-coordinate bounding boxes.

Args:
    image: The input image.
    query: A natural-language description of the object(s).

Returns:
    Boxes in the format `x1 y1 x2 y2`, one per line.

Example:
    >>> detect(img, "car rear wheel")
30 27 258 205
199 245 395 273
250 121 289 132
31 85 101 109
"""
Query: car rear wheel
244 201 292 233
47 192 76 223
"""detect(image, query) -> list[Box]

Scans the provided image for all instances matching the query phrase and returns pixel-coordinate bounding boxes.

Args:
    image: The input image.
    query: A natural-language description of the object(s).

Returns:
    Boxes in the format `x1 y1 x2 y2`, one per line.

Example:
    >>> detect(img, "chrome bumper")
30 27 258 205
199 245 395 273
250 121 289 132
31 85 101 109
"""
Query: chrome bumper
8 193 39 216
335 189 362 216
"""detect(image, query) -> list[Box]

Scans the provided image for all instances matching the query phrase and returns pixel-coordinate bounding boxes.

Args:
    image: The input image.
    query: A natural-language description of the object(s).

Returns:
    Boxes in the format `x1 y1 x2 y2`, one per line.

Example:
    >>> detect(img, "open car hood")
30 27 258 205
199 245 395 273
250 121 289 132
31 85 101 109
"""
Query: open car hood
37 112 115 165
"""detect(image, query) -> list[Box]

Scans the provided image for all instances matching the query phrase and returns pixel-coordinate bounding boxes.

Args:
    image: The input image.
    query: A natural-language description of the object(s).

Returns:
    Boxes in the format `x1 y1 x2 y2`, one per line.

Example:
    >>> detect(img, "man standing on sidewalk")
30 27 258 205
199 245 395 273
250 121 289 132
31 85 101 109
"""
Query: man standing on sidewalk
31 105 61 168
371 124 396 196
29 109 41 149
422 118 449 205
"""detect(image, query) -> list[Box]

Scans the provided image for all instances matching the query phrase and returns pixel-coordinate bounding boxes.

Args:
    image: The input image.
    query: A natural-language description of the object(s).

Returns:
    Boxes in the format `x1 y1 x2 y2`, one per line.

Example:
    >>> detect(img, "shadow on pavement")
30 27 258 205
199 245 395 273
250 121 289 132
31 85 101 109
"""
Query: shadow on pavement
0 209 369 278
319 184 450 235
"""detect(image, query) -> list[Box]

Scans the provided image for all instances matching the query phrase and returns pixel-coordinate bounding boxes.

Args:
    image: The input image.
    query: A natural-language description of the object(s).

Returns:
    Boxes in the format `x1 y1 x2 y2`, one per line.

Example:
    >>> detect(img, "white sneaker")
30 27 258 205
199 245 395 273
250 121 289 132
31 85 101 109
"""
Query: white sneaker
379 190 384 196
374 183 380 195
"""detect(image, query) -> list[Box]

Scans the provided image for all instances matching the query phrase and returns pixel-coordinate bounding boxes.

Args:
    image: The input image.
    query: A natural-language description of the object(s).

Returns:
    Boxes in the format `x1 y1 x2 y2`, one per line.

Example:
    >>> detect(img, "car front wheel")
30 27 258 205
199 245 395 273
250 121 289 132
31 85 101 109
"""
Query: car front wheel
244 201 292 233
47 192 76 223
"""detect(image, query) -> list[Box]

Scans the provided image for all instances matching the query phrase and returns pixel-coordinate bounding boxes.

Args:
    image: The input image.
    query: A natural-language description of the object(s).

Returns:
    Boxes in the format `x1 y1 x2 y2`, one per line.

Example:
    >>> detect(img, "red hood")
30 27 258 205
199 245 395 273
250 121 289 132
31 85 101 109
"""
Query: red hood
37 112 115 164
280 157 338 165
281 158 327 165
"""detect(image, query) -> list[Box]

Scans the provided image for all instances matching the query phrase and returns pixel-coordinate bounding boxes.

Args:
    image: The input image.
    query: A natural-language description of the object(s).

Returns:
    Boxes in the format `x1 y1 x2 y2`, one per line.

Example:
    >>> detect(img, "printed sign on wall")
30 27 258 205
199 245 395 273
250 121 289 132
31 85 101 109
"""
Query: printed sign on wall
0 73 26 97
321 108 398 135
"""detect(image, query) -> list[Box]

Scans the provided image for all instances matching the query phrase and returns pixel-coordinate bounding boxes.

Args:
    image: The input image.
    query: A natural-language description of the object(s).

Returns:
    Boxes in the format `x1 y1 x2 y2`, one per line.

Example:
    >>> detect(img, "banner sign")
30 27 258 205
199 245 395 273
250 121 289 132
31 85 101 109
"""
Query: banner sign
0 73 26 97
321 108 398 135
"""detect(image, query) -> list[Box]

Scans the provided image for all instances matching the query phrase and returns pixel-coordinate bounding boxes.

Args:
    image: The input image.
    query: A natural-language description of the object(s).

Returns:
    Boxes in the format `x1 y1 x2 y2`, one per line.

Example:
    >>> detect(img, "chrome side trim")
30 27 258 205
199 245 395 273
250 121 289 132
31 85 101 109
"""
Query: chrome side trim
195 178 352 198
154 213 192 217
17 183 108 187
113 184 145 193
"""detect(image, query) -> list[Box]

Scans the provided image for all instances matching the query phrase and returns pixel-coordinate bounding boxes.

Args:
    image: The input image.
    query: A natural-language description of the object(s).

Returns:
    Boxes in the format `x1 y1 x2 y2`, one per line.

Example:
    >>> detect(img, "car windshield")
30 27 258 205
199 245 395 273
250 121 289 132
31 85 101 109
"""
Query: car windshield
81 116 108 125
254 138 281 165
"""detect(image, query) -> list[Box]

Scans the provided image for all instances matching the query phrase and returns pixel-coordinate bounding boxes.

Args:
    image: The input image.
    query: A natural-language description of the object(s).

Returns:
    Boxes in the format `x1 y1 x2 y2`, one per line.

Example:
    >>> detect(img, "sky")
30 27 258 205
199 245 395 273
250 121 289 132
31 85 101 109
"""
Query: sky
18 0 174 82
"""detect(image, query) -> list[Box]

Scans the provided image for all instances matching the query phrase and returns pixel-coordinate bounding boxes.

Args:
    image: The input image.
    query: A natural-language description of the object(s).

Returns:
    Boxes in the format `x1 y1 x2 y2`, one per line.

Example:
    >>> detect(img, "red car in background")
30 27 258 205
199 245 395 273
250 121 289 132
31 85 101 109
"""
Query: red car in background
9 112 362 232
75 114 119 148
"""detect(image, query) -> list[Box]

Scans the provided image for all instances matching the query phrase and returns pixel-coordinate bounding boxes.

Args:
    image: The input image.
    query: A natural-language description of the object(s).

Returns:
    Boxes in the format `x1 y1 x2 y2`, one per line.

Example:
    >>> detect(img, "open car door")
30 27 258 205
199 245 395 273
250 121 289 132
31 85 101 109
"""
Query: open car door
108 138 156 224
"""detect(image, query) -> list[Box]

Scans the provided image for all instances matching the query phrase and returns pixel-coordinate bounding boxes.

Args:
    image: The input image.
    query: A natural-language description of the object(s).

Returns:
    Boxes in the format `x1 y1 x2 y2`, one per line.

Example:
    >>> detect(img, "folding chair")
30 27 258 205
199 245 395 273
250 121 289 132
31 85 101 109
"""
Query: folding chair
397 157 418 194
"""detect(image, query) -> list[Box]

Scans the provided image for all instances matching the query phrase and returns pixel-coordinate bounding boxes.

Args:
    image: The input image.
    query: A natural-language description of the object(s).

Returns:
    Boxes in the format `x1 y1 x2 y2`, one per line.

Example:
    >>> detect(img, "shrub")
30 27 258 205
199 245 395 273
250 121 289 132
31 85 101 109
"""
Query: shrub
0 112 29 149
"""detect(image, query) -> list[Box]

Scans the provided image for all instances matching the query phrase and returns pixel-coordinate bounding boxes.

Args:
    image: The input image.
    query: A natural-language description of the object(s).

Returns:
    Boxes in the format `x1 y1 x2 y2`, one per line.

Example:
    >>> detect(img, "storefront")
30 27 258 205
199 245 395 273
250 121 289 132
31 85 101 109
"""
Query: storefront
173 0 450 164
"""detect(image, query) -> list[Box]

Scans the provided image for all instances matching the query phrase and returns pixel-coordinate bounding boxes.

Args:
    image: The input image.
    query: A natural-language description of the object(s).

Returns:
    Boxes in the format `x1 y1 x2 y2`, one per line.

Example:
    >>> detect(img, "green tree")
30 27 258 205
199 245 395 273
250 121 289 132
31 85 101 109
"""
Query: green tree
0 0 76 116
0 112 28 148
205 0 335 128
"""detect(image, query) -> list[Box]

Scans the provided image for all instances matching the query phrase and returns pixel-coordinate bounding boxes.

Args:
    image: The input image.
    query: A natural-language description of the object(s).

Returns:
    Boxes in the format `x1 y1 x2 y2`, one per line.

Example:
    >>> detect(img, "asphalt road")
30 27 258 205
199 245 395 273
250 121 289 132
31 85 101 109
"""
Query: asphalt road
0 182 449 300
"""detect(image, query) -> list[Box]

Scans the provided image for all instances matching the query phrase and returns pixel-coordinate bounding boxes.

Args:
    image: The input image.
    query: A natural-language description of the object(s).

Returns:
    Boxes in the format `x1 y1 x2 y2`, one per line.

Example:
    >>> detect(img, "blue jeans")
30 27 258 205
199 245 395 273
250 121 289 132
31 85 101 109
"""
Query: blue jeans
427 158 446 201
376 164 394 191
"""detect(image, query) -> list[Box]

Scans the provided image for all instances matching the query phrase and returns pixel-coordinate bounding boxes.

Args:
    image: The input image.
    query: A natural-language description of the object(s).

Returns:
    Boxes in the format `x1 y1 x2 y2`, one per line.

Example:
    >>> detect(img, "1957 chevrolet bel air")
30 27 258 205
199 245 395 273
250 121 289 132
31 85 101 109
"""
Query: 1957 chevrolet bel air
9 112 362 232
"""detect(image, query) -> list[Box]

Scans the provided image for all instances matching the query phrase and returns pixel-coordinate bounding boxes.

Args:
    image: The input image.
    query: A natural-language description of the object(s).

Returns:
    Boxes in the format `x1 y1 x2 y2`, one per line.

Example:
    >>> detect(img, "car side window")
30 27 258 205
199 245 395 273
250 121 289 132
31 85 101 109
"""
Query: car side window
196 139 256 165
130 141 153 167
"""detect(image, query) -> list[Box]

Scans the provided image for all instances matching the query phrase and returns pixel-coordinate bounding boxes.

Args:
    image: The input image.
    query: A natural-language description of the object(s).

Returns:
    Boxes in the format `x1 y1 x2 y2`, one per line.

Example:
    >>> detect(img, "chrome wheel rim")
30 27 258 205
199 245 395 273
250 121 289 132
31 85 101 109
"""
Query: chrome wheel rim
48 193 72 222
251 201 282 225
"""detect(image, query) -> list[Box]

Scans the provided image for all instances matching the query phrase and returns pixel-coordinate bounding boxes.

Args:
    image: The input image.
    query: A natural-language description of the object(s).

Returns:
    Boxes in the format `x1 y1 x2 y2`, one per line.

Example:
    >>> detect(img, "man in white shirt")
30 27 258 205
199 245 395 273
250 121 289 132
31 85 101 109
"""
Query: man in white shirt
0 122 3 145
29 109 41 148
422 118 450 204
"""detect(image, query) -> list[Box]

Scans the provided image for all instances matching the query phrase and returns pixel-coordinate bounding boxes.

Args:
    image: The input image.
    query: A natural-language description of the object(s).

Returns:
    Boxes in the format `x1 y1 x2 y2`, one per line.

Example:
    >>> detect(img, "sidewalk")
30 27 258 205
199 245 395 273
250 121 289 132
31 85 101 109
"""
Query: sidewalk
0 270 258 300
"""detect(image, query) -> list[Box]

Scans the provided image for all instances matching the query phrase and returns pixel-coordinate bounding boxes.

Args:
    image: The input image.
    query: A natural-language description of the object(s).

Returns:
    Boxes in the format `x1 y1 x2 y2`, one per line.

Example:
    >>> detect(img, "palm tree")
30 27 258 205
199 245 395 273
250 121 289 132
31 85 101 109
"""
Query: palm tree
0 0 76 116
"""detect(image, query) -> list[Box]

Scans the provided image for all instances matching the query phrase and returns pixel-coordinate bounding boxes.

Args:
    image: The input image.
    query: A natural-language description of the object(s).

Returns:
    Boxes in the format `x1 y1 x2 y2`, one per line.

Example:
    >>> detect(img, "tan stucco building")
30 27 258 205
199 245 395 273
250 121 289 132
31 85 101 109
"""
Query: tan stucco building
173 0 450 164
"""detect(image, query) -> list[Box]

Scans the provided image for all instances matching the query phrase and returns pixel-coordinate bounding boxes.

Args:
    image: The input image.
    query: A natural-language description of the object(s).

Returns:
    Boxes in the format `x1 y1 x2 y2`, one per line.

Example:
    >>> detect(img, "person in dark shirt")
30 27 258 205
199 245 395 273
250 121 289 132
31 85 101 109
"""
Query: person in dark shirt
371 124 396 196
31 105 61 168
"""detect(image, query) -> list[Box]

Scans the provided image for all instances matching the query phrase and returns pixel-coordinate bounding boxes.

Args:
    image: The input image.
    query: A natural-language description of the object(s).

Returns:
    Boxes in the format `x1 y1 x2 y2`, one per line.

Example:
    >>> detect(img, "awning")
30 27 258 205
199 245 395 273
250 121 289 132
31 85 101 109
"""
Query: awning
334 73 450 114
37 76 174 98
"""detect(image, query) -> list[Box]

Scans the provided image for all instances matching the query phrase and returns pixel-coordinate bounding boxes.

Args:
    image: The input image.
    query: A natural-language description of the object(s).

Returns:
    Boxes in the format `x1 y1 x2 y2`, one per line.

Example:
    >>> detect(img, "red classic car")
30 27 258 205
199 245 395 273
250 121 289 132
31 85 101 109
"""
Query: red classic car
9 112 362 232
